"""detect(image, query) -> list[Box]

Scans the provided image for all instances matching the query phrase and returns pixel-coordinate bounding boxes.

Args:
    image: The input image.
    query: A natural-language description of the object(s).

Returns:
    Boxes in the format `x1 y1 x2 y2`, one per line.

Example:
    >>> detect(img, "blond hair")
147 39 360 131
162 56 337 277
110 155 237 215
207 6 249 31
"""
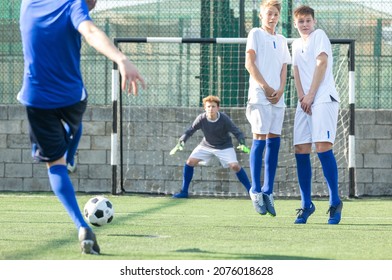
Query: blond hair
202 95 220 107
260 0 281 13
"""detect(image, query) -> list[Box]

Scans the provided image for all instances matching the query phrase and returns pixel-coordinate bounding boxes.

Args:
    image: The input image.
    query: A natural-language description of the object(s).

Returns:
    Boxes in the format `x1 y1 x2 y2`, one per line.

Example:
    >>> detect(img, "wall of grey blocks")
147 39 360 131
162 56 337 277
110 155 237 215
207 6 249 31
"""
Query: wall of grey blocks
1 105 391 197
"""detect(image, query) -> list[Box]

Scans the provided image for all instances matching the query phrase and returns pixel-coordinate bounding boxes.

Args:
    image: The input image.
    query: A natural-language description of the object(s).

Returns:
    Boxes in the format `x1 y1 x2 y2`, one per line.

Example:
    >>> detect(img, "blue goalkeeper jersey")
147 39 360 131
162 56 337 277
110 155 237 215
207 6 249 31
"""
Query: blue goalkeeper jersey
18 0 91 109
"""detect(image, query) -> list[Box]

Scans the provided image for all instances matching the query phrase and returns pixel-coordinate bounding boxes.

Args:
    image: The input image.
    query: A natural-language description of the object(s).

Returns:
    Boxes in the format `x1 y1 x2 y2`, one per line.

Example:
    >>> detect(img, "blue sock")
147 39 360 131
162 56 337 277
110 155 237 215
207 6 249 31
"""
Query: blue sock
295 153 312 208
318 150 340 206
249 139 266 193
262 137 280 195
48 165 89 229
181 164 194 193
66 123 82 165
236 167 251 192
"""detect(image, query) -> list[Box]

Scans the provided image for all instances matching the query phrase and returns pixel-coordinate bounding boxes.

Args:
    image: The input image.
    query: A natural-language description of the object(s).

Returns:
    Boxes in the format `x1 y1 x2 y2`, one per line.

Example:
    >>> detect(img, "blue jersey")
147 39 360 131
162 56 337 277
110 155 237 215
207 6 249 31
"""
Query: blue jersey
18 0 91 109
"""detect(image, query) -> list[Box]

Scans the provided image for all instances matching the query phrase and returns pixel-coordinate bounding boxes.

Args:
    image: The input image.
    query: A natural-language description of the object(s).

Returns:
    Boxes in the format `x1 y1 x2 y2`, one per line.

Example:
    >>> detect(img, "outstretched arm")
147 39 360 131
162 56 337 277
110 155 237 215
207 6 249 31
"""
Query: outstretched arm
170 115 202 155
169 140 185 155
77 20 146 95
224 116 250 153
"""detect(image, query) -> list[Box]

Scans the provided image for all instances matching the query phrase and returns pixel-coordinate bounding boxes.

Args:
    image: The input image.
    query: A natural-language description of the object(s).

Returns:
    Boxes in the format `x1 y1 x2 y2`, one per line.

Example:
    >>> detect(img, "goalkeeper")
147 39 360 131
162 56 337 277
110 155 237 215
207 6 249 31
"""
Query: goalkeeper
171 95 251 199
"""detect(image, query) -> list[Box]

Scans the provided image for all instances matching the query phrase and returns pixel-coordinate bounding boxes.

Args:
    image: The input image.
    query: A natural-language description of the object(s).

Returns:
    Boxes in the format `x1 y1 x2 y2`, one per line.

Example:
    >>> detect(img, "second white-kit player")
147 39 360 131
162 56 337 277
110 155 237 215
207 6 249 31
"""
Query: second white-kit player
291 5 343 225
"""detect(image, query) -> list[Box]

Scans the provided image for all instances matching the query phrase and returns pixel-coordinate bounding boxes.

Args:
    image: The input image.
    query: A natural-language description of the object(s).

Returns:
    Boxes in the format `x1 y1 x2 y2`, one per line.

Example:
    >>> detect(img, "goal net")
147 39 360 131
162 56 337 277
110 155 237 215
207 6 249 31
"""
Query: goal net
111 37 355 198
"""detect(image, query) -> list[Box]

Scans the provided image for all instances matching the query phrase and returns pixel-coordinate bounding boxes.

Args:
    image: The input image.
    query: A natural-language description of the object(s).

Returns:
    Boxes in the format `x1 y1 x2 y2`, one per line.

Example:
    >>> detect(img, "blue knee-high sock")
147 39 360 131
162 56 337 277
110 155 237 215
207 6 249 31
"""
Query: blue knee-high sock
295 153 312 208
236 167 251 192
181 164 194 193
318 150 340 206
262 137 280 195
250 139 266 193
66 123 82 165
48 165 89 229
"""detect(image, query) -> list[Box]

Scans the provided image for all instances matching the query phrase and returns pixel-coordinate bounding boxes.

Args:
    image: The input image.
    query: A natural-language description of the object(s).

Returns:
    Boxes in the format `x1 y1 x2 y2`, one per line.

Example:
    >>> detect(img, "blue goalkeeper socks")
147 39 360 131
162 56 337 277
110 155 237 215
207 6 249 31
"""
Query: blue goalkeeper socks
181 164 194 193
236 167 251 192
318 149 340 206
48 165 89 229
262 137 280 195
66 123 82 166
295 153 312 208
249 139 266 193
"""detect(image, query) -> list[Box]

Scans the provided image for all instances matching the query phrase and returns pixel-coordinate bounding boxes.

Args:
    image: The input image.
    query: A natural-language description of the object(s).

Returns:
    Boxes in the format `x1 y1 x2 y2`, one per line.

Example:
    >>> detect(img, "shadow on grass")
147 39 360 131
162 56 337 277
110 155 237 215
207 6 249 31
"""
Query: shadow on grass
172 248 326 260
108 234 170 238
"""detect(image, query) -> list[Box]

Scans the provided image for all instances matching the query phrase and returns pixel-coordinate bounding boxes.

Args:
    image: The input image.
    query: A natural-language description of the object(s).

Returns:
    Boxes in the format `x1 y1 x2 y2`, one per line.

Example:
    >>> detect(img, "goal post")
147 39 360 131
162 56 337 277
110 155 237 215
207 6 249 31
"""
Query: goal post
111 37 356 198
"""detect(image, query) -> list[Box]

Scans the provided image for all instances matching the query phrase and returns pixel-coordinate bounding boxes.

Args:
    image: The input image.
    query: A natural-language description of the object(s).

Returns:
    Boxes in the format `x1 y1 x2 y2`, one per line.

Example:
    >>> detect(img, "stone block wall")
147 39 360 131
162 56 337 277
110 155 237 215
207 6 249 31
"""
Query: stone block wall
0 105 391 197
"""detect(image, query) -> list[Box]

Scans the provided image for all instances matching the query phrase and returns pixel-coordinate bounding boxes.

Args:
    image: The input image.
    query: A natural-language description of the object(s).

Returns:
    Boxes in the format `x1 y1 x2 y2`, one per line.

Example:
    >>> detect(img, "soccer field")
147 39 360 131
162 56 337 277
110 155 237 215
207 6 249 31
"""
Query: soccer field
0 192 391 260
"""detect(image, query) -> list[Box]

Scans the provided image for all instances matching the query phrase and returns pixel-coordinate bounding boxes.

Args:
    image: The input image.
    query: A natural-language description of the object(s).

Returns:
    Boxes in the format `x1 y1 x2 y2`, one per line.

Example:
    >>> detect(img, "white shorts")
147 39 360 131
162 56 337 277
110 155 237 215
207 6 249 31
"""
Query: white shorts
189 145 238 168
293 101 339 145
246 103 285 135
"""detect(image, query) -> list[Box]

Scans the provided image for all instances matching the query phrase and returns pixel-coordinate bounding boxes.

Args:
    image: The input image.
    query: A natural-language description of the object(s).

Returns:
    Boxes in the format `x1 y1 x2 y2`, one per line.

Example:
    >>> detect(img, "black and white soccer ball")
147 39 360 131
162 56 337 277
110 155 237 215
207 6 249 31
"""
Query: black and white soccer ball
84 196 114 227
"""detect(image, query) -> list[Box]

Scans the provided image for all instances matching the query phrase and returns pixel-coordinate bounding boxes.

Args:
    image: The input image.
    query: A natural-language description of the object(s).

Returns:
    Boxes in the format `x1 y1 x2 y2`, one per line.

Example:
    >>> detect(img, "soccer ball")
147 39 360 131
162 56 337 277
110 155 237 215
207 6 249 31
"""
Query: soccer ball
83 196 114 227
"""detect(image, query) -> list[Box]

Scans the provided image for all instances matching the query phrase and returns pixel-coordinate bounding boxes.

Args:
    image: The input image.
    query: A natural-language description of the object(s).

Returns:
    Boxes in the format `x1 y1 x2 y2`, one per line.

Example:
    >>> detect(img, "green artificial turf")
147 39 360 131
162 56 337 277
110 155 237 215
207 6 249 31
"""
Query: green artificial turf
0 193 391 260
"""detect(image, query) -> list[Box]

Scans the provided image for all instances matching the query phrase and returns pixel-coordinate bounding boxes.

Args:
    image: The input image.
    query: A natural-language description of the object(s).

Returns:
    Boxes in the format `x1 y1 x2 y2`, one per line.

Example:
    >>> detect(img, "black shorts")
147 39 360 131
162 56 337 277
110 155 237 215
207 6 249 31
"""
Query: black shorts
25 99 87 162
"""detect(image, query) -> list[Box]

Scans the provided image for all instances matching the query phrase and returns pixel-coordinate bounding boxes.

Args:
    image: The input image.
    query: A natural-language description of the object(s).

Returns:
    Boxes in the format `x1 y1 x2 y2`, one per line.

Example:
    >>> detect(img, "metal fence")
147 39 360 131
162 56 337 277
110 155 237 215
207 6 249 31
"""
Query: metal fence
1 0 391 108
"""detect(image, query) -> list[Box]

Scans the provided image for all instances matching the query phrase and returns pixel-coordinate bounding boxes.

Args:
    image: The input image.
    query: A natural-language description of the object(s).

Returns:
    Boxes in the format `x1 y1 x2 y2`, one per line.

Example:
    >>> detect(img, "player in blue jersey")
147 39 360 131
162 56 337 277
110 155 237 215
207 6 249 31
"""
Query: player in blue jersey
291 5 343 224
171 95 251 198
19 0 146 254
245 0 291 216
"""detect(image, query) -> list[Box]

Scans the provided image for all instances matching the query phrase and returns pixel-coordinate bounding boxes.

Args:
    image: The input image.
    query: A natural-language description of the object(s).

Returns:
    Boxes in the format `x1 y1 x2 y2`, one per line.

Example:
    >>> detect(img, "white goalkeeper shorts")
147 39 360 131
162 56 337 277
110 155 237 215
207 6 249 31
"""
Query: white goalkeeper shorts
246 103 285 135
293 101 339 145
189 145 238 168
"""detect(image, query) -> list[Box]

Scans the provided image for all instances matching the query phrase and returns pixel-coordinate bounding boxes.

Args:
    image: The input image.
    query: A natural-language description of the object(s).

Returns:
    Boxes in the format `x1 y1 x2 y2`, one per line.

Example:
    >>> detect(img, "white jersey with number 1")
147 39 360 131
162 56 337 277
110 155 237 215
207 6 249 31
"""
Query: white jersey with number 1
292 29 340 104
246 28 291 107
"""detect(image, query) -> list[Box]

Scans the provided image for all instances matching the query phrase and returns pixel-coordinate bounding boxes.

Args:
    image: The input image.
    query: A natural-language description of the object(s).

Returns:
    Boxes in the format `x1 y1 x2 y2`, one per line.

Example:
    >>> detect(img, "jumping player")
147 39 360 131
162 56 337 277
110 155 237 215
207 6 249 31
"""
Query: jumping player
245 0 291 216
18 0 146 254
171 95 251 198
291 5 343 224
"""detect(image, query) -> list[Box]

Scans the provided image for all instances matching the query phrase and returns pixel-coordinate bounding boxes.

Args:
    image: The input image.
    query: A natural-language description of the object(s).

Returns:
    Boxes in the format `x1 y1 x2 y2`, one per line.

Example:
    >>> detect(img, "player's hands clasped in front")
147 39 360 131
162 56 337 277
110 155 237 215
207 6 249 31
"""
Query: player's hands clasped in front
299 94 315 115
263 85 275 97
266 89 283 104
118 58 146 96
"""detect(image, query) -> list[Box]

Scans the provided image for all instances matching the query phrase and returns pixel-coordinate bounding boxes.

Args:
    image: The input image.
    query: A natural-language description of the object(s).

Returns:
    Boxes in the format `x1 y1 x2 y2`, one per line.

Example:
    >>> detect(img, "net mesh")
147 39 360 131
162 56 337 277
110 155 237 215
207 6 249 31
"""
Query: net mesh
116 39 351 198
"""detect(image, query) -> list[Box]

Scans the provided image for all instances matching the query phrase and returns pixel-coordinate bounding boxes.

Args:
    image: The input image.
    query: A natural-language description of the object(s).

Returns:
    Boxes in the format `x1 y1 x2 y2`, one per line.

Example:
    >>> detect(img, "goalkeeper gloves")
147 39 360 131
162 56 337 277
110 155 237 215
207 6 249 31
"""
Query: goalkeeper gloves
169 140 184 155
237 144 250 154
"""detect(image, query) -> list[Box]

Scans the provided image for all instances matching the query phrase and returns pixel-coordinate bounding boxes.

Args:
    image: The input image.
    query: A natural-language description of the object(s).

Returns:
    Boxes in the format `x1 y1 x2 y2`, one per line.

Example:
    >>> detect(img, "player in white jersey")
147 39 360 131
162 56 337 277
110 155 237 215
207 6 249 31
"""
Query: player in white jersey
245 0 291 217
292 5 343 225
